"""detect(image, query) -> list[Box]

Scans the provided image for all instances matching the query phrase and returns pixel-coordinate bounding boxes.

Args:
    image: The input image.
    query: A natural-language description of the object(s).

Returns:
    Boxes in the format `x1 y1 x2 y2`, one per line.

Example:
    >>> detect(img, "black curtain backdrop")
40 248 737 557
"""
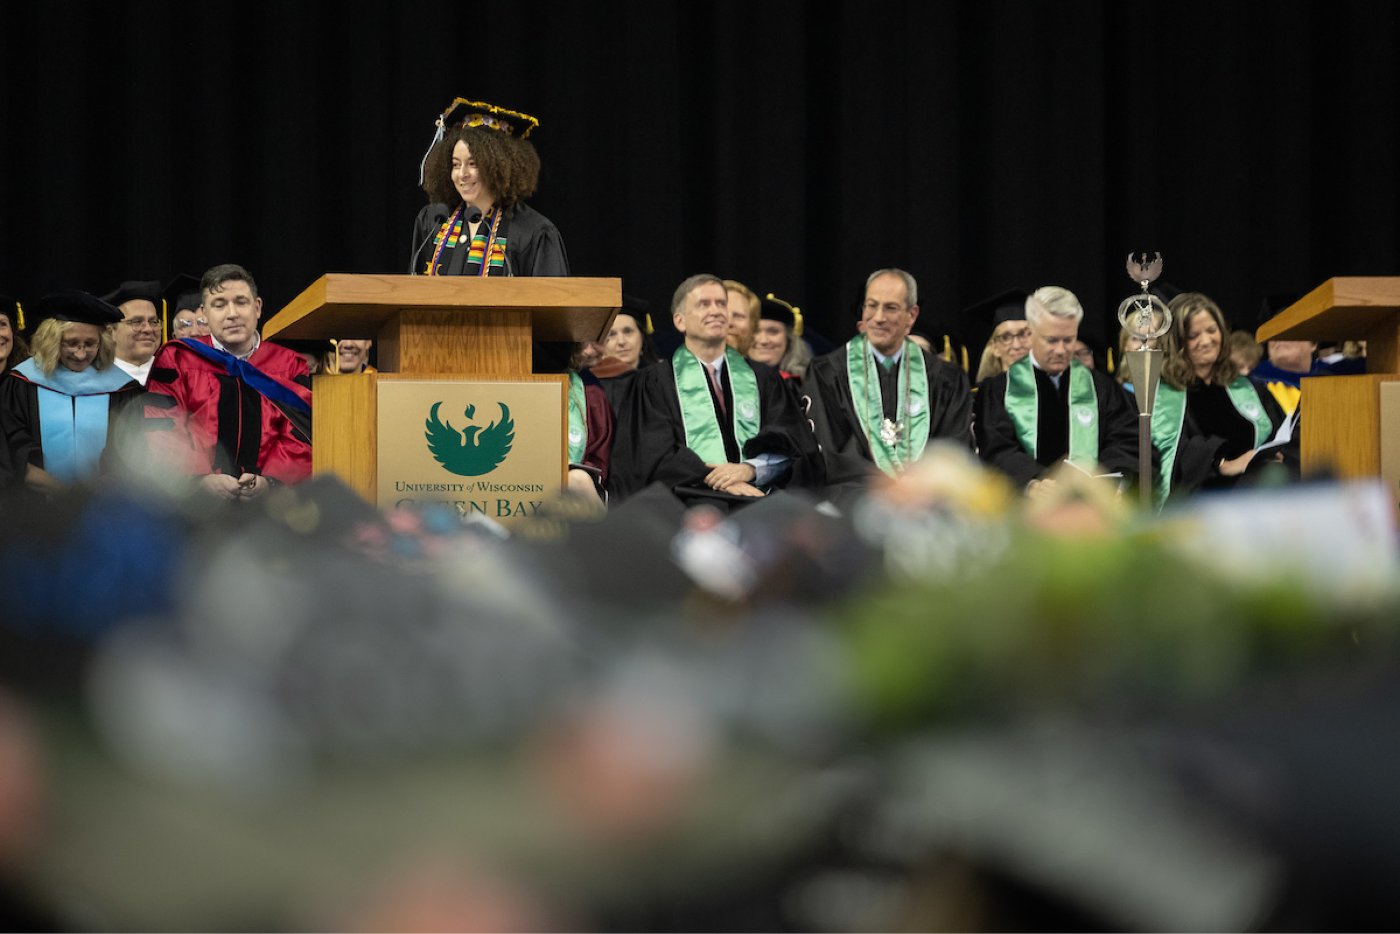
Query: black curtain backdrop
2 0 1397 355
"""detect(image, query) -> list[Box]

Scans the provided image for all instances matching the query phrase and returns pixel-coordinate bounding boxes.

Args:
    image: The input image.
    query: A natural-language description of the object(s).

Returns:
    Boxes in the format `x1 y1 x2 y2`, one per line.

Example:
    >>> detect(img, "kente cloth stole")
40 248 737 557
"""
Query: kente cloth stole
567 371 586 464
1151 378 1272 507
1004 357 1099 471
14 359 130 485
465 207 508 276
844 335 931 476
424 203 467 276
671 346 761 464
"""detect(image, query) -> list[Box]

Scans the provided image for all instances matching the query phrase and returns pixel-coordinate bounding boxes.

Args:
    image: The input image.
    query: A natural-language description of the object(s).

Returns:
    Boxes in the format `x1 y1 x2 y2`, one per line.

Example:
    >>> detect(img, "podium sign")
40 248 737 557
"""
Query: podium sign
376 379 567 524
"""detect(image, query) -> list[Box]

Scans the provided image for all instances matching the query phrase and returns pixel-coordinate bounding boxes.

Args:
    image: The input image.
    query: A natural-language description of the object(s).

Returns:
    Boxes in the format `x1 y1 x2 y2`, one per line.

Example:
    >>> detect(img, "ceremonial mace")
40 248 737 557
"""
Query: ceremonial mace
1118 252 1173 509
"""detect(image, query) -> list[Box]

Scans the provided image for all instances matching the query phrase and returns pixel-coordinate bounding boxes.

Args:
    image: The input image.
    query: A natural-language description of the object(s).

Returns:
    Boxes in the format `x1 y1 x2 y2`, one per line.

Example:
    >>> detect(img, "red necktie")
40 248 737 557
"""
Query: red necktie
707 362 727 415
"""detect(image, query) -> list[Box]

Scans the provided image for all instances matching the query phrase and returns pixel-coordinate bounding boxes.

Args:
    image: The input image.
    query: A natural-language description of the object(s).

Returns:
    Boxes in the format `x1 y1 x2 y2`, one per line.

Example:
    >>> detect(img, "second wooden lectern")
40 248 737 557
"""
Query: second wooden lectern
262 274 622 503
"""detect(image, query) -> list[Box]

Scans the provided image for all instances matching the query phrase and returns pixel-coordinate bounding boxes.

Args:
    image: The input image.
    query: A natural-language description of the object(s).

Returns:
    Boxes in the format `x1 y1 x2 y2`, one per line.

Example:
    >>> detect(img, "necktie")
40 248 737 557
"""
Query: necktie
707 363 727 415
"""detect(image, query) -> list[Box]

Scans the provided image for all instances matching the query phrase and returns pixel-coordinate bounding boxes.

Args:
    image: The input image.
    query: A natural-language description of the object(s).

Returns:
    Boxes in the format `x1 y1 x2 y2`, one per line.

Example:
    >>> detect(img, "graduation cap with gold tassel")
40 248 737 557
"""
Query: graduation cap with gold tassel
762 293 803 337
1 293 24 334
621 293 654 335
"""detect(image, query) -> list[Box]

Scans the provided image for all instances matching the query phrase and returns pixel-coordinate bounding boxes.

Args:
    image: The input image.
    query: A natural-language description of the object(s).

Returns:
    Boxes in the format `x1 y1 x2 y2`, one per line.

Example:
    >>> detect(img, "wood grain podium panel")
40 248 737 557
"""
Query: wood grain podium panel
377 310 533 376
311 371 378 499
1298 374 1400 478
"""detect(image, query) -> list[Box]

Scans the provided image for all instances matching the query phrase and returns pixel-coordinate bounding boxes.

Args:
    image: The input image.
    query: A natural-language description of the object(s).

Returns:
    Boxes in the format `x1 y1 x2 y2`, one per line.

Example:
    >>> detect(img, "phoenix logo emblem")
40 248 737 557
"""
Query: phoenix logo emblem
424 401 515 476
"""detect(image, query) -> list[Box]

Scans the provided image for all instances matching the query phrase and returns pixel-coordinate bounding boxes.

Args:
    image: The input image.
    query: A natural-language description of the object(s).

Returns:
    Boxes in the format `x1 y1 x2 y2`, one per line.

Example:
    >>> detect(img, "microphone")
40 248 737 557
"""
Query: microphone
408 206 449 274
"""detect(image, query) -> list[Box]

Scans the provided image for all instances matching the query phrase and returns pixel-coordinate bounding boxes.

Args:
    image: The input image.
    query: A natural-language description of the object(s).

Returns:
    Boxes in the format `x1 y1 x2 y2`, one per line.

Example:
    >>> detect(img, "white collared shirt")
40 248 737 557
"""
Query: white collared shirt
871 346 905 368
113 356 153 385
212 332 261 361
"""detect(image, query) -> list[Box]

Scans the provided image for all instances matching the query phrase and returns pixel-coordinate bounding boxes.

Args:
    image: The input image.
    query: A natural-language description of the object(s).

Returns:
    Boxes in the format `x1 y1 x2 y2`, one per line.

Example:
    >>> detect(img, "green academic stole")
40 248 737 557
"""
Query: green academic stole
1151 377 1272 507
672 345 761 464
567 371 587 464
1004 357 1100 471
844 335 930 475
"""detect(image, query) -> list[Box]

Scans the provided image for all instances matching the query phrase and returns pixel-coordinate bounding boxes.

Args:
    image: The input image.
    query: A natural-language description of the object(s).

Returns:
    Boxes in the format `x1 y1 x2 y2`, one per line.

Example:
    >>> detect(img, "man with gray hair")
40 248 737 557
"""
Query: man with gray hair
610 271 823 504
609 273 822 504
974 285 1139 494
805 268 973 496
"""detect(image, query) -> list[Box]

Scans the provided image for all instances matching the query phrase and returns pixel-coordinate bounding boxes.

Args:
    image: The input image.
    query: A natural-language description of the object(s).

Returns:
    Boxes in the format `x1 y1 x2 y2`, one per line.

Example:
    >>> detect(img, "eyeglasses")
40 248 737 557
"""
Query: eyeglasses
992 328 1033 346
862 300 909 315
173 318 209 330
121 316 162 329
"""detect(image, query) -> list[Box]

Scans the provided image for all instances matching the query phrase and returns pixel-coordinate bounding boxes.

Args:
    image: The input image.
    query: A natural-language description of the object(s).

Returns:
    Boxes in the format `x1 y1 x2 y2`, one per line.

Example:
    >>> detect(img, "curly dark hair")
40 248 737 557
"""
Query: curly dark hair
422 125 541 210
1161 292 1238 389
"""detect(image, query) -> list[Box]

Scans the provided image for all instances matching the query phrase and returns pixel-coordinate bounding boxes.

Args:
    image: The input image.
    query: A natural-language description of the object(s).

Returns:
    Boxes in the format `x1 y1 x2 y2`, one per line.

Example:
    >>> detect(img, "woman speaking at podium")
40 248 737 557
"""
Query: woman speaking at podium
410 98 570 278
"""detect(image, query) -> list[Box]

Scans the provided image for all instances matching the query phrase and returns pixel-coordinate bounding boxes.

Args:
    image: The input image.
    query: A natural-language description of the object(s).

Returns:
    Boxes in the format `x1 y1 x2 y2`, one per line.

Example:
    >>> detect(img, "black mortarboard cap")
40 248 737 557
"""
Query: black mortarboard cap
102 280 163 309
962 288 1030 363
760 293 804 337
164 274 202 314
620 293 654 335
37 290 123 327
103 279 167 341
436 97 540 139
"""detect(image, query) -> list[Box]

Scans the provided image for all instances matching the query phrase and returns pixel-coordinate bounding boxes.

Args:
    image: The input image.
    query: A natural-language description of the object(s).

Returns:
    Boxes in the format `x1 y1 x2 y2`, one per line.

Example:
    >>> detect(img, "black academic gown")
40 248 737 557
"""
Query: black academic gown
1164 379 1293 499
0 370 141 489
805 344 973 494
609 354 824 502
974 362 1140 488
409 201 570 277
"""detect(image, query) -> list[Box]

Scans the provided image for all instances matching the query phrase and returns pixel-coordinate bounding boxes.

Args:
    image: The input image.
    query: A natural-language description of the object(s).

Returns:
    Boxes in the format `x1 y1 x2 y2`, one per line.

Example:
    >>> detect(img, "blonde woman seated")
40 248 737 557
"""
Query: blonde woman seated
974 290 1032 382
0 292 140 493
1150 292 1291 505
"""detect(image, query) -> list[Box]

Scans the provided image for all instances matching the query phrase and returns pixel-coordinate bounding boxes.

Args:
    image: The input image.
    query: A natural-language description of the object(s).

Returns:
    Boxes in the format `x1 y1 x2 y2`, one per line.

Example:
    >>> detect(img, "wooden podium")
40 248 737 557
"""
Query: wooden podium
1256 277 1400 478
262 274 622 502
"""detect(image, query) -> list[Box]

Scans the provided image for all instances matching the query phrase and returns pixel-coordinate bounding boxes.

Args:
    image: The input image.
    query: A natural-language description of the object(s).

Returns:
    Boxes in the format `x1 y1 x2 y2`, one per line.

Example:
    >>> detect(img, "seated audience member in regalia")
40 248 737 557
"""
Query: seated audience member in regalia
609 274 822 504
745 294 811 382
535 339 615 505
164 274 206 341
1148 292 1293 506
974 285 1140 495
102 280 166 386
589 296 660 416
804 268 973 497
0 295 31 376
972 290 1032 383
724 279 761 357
141 264 312 500
0 292 140 494
410 97 568 278
567 350 614 505
1228 329 1263 377
328 340 375 374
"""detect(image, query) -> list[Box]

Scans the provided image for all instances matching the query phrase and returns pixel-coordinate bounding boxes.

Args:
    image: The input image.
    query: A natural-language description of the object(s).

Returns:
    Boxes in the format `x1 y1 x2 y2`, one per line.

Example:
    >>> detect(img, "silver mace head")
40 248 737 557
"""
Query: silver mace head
1118 252 1171 342
1126 251 1164 293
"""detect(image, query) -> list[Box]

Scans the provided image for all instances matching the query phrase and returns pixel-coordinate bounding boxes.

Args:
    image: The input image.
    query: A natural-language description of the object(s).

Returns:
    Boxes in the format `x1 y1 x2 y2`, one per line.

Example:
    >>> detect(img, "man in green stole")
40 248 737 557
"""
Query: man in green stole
609 275 822 503
974 285 1140 493
806 269 973 497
